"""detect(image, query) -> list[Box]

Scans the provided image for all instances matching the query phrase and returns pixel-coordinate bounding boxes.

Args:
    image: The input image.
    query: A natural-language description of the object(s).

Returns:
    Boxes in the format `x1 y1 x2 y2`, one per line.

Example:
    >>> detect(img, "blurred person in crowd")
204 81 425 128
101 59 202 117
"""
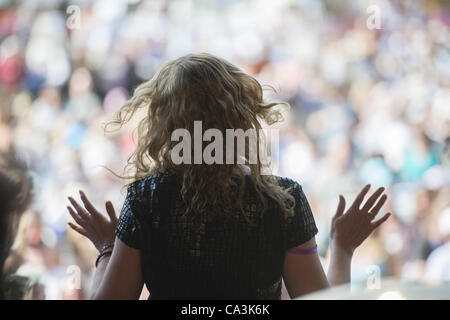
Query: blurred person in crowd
0 149 33 299
67 53 391 299
424 206 450 284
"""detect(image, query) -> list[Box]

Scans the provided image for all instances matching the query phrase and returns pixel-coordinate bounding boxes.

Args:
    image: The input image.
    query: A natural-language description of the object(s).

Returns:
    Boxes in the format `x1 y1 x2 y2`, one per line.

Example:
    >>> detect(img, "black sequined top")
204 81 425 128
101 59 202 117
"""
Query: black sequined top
115 171 318 299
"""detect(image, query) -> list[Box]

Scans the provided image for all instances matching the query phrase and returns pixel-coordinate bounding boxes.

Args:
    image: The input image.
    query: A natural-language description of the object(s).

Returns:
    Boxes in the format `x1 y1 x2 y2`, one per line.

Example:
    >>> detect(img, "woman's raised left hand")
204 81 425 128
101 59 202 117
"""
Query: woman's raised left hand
66 190 117 252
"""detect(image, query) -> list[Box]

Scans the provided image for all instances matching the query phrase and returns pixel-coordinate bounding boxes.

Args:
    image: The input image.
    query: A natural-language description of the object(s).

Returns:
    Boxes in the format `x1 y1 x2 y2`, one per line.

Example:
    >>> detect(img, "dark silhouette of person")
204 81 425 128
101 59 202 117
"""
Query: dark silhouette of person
0 150 33 299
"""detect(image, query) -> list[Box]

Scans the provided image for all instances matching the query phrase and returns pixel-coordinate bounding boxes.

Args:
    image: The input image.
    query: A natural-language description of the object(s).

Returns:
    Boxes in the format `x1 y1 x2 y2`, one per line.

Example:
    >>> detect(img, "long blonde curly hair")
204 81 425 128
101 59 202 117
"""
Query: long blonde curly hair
106 53 296 220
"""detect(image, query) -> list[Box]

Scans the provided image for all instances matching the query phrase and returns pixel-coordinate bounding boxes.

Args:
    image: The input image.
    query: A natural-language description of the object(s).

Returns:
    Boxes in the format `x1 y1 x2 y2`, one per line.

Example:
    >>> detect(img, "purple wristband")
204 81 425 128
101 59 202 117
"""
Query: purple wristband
287 244 318 255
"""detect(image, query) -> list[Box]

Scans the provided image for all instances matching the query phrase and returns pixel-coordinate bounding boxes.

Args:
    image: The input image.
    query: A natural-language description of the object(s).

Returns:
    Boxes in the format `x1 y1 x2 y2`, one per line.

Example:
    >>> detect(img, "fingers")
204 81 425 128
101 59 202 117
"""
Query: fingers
368 194 387 217
361 187 385 213
334 195 346 219
67 206 89 229
350 184 371 212
371 212 391 230
105 201 117 223
79 190 101 217
68 222 90 238
68 196 90 219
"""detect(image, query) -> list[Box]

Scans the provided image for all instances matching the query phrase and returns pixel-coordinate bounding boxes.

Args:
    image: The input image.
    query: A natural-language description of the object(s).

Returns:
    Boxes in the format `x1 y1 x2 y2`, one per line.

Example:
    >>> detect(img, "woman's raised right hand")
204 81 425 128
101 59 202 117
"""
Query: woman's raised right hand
330 184 391 256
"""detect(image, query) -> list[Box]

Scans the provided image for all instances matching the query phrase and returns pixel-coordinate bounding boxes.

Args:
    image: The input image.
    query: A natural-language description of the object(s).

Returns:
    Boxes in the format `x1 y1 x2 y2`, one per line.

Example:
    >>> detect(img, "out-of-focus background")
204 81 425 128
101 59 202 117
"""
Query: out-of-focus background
0 0 449 299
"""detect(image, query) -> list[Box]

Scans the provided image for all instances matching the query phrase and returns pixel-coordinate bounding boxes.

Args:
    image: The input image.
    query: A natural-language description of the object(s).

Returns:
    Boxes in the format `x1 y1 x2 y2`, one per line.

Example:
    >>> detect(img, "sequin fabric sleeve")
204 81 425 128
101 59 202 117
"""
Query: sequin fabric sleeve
279 178 319 249
115 182 143 250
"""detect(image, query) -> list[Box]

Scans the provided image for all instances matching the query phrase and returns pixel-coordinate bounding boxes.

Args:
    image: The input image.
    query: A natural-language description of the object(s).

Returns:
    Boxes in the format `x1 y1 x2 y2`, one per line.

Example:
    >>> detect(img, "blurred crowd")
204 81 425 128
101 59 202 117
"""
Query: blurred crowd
0 0 449 299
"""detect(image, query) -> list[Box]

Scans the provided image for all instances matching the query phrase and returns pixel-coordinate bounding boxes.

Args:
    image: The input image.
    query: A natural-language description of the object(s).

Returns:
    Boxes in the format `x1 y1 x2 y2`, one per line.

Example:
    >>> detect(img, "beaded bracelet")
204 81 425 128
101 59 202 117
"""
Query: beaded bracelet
95 250 113 268
99 243 114 253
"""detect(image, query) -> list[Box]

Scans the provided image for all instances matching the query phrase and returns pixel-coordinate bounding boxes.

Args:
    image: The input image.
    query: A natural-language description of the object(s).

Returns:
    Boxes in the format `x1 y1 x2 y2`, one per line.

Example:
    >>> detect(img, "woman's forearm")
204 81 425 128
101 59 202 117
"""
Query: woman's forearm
327 243 353 286
89 256 110 299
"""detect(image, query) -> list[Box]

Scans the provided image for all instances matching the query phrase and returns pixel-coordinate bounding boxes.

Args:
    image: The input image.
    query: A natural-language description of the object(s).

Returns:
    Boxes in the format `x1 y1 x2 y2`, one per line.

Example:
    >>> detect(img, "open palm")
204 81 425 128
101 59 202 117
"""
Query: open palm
67 190 117 252
330 184 391 255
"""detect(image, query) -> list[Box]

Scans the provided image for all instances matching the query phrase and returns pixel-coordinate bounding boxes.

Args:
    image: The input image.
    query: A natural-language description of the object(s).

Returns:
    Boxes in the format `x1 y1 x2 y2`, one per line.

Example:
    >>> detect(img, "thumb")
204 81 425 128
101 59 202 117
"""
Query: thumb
334 195 346 219
105 201 117 223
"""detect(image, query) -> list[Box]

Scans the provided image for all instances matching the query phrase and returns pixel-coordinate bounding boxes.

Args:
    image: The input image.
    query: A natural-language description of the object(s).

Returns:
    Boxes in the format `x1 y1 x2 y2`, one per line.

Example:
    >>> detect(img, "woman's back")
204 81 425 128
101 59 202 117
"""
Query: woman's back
65 53 391 300
115 171 318 299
